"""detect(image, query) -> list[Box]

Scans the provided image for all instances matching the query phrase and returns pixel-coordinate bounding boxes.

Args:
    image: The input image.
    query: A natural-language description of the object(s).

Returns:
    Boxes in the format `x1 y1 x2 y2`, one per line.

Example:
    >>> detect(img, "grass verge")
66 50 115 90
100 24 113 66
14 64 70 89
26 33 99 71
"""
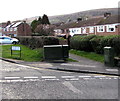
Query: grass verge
70 49 104 63
1 44 77 62
1 44 43 62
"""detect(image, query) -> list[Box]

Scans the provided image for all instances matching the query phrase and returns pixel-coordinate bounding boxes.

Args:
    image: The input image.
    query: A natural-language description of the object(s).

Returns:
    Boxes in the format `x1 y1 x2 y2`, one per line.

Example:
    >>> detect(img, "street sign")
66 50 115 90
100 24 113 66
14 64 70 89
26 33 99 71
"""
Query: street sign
11 46 21 51
11 46 21 58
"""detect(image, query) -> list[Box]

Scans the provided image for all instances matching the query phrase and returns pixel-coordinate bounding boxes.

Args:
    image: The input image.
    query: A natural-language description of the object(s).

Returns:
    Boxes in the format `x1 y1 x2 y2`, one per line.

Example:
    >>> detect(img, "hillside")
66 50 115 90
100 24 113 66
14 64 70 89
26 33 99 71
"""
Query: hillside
24 8 119 24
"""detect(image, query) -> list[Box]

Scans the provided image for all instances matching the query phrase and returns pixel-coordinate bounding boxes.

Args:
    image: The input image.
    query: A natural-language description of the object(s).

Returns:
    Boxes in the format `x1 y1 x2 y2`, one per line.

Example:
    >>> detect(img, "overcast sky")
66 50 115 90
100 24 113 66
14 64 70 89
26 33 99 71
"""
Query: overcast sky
0 0 120 23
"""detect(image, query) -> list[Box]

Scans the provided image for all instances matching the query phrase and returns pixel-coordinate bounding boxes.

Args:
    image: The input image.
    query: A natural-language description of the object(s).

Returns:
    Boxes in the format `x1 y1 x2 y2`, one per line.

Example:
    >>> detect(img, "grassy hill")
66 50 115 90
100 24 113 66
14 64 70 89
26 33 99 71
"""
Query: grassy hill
24 8 119 24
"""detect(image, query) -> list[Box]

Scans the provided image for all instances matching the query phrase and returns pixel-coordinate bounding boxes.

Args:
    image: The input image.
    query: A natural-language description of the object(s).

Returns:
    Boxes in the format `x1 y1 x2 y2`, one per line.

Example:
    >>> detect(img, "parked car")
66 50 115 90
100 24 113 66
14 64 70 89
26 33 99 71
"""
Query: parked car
0 36 19 44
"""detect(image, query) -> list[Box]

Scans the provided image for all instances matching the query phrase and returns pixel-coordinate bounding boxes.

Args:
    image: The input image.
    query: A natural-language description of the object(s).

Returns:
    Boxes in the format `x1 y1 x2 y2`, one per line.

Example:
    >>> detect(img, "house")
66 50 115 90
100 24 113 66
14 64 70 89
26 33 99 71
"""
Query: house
1 21 32 37
54 14 120 37
0 25 2 36
0 22 8 36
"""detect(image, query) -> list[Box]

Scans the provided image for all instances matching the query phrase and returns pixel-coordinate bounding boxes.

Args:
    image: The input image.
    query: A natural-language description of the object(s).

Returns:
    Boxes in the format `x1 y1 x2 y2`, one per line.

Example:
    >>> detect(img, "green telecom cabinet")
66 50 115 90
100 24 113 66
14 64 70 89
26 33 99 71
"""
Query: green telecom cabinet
44 45 69 60
104 47 115 67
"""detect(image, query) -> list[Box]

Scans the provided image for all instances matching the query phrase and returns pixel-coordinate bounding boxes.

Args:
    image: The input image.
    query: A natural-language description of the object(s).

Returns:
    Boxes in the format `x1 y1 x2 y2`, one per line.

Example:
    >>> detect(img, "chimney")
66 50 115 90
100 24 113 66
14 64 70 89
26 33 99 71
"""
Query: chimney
76 17 82 23
104 12 111 19
77 17 82 22
23 20 26 23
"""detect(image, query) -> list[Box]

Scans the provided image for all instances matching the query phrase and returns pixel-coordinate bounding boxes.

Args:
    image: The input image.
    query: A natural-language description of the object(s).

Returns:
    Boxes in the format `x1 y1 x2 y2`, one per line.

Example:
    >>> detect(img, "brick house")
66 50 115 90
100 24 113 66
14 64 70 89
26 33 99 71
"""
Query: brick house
0 22 8 36
54 15 120 36
2 21 32 37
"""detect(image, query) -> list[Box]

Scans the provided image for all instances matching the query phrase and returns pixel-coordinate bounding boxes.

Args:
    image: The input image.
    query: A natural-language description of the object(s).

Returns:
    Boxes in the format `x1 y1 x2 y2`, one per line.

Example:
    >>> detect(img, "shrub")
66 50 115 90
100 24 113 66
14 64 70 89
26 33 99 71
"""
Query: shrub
99 35 119 54
70 35 120 56
70 35 96 52
56 37 68 45
70 36 81 50
110 36 120 56
90 36 103 54
17 36 59 49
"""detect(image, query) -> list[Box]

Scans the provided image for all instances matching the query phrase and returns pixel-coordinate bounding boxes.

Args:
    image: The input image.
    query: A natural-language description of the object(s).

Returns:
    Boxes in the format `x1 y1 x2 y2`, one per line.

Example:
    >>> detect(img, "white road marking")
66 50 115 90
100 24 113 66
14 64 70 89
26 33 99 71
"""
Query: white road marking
94 76 106 78
103 78 112 80
106 76 119 78
44 79 59 81
63 81 83 94
24 76 38 79
4 77 20 79
113 78 118 79
61 76 75 78
1 74 119 83
15 64 31 68
83 78 90 80
65 78 79 81
99 78 105 80
41 76 56 79
61 63 96 68
79 76 91 78
0 68 20 72
0 79 40 83
106 69 118 72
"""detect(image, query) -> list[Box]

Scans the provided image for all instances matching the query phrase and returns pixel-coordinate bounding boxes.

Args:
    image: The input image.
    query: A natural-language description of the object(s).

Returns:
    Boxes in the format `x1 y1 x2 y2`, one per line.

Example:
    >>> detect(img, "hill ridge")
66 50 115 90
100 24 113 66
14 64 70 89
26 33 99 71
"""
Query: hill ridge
23 8 119 24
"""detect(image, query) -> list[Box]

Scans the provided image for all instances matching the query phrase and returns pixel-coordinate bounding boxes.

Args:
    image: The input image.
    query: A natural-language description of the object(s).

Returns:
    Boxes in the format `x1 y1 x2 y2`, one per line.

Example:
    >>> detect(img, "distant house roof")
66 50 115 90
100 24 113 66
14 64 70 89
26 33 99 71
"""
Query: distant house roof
12 22 22 27
97 15 120 25
6 23 15 28
5 22 22 28
0 23 7 28
56 15 120 29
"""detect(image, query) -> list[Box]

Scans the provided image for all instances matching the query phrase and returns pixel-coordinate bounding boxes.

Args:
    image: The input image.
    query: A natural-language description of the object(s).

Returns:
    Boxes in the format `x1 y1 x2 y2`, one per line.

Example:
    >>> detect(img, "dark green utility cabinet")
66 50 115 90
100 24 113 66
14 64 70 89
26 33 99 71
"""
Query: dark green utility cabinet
44 45 69 60
104 47 115 67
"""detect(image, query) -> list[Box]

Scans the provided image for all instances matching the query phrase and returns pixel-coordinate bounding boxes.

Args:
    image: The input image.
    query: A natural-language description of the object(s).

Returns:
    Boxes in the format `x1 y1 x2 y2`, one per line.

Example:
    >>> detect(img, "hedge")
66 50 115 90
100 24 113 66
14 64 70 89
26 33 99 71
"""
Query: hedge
17 36 59 49
70 35 120 56
70 35 96 52
90 35 104 54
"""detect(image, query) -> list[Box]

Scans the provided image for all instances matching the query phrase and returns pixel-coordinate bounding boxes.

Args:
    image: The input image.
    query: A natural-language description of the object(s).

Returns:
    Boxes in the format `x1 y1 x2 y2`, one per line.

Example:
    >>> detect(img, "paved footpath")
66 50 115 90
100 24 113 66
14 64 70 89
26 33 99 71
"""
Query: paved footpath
1 53 120 76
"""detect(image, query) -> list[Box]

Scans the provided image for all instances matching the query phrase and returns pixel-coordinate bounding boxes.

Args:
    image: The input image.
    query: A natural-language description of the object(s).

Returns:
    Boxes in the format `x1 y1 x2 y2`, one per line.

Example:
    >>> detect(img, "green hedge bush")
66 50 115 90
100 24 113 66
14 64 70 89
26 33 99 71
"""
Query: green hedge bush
70 35 96 52
90 36 104 54
17 36 59 49
97 35 119 55
70 35 120 55
110 36 120 56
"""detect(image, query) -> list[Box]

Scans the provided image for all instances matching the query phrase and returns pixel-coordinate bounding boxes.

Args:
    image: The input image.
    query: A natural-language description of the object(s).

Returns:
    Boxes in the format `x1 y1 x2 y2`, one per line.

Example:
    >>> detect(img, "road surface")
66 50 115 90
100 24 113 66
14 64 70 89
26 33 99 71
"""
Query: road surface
0 60 119 100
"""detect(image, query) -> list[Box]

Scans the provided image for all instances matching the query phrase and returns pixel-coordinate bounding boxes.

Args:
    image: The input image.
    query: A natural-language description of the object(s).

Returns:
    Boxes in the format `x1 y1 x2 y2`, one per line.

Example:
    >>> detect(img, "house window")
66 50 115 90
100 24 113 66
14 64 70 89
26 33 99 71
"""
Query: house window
10 28 13 31
7 28 9 31
107 25 115 32
89 27 94 33
82 27 86 34
97 26 105 32
4 28 7 31
14 28 17 31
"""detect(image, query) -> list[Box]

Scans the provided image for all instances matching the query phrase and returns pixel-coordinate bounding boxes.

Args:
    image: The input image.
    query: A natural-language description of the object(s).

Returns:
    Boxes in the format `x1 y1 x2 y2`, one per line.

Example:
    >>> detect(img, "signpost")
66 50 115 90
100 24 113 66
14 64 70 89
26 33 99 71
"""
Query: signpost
11 46 21 58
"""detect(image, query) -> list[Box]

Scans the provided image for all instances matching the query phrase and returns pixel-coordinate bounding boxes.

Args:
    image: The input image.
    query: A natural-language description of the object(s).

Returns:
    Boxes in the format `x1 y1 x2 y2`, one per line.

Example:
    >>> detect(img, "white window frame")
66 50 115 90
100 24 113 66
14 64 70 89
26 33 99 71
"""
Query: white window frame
7 28 9 31
97 26 105 32
82 27 86 34
106 25 115 32
14 27 17 31
3 28 5 31
10 28 13 31
89 27 94 33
